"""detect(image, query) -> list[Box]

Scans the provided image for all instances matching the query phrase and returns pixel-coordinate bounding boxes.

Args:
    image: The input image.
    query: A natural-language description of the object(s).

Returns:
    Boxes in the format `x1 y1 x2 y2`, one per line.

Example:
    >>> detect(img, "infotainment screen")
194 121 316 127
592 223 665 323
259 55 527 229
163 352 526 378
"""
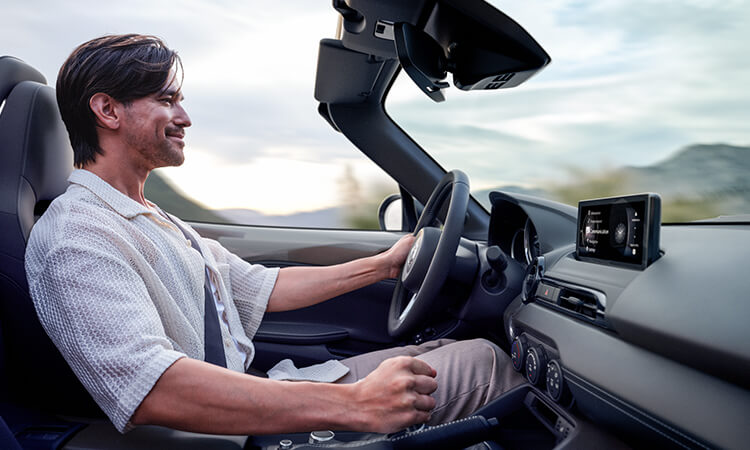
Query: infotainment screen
576 193 661 269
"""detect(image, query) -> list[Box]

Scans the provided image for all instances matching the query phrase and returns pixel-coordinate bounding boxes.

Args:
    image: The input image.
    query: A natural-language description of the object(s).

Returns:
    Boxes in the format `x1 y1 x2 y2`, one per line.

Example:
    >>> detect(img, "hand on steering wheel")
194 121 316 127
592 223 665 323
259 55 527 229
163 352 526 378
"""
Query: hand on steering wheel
388 170 470 338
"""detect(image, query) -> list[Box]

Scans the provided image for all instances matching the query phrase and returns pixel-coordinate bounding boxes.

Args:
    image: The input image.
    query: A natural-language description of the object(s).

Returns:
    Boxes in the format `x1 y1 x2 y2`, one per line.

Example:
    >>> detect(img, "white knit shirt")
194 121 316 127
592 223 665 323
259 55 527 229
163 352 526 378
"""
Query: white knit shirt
25 169 279 433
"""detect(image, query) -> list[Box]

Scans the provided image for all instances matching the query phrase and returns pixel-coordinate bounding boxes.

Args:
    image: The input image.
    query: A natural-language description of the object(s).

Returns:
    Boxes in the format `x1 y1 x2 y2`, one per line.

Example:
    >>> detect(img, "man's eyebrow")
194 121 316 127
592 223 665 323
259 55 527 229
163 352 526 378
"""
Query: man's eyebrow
159 89 184 101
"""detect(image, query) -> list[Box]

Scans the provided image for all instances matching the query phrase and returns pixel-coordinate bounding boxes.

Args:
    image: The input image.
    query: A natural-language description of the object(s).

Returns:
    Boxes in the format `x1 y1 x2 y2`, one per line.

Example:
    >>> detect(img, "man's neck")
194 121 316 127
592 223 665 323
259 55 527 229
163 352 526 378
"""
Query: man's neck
83 157 151 207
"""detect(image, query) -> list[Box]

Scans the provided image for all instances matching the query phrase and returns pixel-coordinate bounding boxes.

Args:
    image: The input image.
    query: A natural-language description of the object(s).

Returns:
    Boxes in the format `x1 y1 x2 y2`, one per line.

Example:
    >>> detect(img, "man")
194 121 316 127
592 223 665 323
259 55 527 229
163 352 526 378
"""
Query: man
26 34 522 435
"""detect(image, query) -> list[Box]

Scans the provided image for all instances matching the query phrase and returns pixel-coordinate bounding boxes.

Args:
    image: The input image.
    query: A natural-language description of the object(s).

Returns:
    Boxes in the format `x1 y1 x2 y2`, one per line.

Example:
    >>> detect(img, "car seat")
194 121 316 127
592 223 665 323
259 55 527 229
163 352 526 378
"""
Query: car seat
0 55 101 417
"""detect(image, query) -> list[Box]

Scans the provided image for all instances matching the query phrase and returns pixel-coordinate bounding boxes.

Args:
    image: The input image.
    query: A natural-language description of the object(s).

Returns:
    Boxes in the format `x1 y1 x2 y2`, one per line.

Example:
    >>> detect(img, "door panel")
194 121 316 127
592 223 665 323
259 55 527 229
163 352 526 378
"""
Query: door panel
191 223 407 368
193 223 405 265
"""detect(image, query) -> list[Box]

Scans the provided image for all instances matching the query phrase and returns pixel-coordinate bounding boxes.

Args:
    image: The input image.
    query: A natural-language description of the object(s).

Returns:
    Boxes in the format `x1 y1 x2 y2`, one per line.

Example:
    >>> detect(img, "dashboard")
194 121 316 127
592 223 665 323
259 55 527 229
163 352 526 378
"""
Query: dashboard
487 190 750 449
488 201 540 266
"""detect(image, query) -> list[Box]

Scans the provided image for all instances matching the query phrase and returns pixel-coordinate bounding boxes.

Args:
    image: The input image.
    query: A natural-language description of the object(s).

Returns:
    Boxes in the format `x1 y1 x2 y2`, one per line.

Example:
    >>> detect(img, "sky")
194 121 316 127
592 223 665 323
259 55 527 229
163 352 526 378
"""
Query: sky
3 0 749 214
389 0 750 192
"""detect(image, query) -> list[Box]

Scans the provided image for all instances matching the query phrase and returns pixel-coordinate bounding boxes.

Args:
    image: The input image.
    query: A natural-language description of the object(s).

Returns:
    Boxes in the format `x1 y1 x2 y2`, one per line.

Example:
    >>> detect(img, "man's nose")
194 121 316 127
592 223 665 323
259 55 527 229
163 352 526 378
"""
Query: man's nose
175 104 192 128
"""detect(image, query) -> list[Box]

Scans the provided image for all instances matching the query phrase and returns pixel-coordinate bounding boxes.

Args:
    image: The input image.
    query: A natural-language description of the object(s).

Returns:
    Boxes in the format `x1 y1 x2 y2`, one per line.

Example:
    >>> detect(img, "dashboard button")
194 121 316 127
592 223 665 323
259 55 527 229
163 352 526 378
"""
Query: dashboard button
535 283 559 302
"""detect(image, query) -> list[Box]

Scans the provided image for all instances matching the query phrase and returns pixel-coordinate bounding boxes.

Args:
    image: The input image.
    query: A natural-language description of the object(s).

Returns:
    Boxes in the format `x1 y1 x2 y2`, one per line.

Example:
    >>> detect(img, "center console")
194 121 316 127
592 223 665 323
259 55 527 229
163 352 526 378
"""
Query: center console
246 383 626 450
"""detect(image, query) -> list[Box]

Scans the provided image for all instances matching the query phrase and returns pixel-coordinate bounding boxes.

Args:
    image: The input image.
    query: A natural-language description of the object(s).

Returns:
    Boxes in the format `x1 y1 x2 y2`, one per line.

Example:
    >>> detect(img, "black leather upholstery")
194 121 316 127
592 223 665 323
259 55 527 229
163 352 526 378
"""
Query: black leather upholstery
0 56 101 416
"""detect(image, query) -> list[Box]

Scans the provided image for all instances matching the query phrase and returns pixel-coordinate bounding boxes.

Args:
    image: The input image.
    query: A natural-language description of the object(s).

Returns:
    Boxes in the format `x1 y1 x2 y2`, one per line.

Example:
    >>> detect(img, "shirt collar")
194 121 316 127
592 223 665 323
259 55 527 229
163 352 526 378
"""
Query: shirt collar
68 169 153 219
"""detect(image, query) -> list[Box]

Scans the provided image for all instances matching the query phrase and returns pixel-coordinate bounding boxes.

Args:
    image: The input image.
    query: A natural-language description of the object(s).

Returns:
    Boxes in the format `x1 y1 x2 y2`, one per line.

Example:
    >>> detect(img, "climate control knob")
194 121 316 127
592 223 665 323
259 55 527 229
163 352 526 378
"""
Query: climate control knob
526 346 547 386
510 336 527 372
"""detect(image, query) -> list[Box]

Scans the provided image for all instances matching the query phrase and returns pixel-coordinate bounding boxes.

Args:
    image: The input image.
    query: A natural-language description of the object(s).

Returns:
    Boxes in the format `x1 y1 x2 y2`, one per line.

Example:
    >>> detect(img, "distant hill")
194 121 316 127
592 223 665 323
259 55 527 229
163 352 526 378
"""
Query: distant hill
485 143 750 221
144 171 227 223
623 143 750 218
143 143 750 226
626 143 750 197
144 171 346 227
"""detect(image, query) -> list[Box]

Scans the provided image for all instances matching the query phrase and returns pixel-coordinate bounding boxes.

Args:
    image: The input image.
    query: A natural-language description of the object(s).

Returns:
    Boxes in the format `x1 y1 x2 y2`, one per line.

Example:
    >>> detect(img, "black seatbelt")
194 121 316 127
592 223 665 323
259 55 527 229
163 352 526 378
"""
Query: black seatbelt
163 212 227 368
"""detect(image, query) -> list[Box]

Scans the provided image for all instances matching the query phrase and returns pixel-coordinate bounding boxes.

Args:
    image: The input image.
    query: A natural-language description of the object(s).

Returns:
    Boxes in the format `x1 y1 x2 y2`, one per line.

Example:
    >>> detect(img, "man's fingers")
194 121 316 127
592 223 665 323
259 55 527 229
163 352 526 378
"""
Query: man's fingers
355 356 440 433
414 410 432 426
407 357 437 378
413 393 437 412
413 374 438 395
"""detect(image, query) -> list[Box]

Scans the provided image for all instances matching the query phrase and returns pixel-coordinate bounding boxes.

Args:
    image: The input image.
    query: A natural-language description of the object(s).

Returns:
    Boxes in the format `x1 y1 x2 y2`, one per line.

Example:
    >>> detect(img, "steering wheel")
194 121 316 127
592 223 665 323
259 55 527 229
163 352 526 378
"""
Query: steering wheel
388 170 470 338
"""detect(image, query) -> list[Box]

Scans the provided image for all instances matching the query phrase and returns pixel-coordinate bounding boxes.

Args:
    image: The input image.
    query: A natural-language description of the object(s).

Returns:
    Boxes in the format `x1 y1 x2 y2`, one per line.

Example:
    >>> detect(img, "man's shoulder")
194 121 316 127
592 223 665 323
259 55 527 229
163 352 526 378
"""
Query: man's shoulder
27 185 118 254
38 183 110 223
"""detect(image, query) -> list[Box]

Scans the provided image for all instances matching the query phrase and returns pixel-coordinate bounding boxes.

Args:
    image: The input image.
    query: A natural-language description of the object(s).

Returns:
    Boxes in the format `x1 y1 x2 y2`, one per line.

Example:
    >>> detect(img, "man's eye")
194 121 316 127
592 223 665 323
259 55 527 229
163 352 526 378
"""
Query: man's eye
160 98 173 105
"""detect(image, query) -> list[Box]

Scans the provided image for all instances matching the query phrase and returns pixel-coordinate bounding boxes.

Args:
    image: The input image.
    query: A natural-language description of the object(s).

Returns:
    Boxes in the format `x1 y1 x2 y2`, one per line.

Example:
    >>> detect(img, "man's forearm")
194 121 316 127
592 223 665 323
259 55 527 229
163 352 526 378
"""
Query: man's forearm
131 354 436 435
131 358 360 434
267 255 389 312
267 235 413 312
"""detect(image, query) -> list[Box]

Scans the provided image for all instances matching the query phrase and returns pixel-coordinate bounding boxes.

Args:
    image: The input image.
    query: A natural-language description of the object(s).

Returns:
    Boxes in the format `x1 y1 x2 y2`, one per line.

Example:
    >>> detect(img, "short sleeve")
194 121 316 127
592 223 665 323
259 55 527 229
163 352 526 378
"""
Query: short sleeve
28 236 185 433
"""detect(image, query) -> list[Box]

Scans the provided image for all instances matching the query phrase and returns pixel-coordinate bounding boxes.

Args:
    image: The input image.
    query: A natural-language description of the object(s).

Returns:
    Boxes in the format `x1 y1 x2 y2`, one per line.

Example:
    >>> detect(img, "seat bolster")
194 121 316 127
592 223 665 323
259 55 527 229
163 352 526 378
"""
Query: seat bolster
0 55 100 418
0 82 73 244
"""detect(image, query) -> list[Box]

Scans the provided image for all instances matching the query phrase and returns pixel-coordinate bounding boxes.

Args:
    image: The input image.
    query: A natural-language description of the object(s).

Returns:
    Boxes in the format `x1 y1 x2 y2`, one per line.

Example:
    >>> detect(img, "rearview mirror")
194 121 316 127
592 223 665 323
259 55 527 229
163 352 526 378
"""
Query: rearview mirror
392 1 551 102
394 23 450 102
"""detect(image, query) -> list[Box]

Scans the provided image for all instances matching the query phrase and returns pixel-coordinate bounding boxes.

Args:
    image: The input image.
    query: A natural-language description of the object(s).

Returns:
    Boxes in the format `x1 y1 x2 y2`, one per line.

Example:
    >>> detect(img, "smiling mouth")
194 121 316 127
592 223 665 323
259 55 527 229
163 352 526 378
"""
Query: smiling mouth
166 130 184 138
165 129 185 144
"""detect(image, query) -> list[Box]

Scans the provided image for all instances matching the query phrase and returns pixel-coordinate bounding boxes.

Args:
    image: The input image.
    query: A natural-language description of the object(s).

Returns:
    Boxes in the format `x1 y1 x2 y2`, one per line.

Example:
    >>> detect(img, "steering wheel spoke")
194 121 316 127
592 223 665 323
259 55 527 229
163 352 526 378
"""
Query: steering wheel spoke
397 293 418 324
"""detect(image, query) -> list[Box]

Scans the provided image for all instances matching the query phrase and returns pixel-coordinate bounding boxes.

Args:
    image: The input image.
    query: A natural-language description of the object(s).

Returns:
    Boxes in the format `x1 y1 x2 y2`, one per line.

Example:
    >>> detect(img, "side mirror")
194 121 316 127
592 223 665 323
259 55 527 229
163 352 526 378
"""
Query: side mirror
378 194 403 231
378 190 424 232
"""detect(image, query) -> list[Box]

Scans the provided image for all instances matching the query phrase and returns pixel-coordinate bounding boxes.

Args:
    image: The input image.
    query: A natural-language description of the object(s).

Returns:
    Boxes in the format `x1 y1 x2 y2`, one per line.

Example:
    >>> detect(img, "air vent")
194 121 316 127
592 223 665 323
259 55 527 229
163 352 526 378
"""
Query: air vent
533 280 610 329
558 288 601 319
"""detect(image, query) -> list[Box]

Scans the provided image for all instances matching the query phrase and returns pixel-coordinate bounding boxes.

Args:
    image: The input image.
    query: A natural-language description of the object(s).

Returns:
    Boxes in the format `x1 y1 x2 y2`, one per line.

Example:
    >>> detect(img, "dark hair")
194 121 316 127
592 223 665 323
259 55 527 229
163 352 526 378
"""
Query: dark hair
56 34 182 168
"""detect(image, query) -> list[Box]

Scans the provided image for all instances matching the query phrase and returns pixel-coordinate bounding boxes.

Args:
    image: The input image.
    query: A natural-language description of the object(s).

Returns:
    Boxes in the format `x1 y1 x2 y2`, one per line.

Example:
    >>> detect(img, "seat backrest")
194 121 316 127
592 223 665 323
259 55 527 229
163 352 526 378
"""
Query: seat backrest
0 56 101 416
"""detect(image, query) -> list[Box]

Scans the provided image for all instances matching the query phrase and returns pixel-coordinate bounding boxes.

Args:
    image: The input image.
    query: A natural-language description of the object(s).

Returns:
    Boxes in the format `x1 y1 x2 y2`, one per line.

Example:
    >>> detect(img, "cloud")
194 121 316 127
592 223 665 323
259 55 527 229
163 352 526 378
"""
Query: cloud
387 0 750 190
2 0 333 83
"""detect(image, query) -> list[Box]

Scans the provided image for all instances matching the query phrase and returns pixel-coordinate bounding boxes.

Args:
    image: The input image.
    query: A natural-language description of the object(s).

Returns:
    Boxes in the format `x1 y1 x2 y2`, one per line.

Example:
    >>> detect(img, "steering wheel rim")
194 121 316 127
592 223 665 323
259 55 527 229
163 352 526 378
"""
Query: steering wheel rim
388 170 470 338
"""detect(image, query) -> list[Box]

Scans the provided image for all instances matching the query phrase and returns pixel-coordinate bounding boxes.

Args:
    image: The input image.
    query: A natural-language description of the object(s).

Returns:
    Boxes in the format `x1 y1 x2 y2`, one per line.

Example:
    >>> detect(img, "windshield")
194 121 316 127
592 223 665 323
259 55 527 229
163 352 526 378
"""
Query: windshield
386 0 750 223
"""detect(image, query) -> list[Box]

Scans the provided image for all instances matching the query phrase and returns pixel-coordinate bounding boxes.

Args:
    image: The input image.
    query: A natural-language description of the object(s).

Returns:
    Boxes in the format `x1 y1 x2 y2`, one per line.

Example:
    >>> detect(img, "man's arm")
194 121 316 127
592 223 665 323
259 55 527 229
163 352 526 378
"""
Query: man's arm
267 234 414 312
131 353 437 435
133 234 434 435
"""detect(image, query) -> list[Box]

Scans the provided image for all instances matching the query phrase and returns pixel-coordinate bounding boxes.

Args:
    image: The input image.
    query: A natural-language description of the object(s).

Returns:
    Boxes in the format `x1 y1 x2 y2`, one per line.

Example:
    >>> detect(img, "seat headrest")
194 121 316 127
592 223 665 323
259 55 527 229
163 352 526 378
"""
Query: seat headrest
0 56 73 260
0 56 46 103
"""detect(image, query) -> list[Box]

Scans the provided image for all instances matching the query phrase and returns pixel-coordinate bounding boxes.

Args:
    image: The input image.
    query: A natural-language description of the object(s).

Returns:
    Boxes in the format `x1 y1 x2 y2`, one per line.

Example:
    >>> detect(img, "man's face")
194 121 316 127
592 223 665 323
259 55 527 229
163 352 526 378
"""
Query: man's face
120 74 191 170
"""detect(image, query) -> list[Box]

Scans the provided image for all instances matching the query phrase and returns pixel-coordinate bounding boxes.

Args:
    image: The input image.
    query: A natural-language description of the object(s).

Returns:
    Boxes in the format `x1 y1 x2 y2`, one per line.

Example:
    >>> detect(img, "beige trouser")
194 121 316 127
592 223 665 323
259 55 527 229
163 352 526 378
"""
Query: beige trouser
336 338 525 425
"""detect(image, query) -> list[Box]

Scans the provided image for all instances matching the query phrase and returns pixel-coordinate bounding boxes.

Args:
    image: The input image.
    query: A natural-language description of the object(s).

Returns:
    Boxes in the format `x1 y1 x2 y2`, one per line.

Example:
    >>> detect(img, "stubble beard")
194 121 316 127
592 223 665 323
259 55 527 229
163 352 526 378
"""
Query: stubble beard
154 138 185 168
126 129 185 169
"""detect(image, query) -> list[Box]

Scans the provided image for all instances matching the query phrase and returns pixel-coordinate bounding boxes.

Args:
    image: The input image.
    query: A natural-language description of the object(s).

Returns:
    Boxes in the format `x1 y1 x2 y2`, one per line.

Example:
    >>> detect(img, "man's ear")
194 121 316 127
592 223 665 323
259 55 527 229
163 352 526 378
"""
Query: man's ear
89 93 122 130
